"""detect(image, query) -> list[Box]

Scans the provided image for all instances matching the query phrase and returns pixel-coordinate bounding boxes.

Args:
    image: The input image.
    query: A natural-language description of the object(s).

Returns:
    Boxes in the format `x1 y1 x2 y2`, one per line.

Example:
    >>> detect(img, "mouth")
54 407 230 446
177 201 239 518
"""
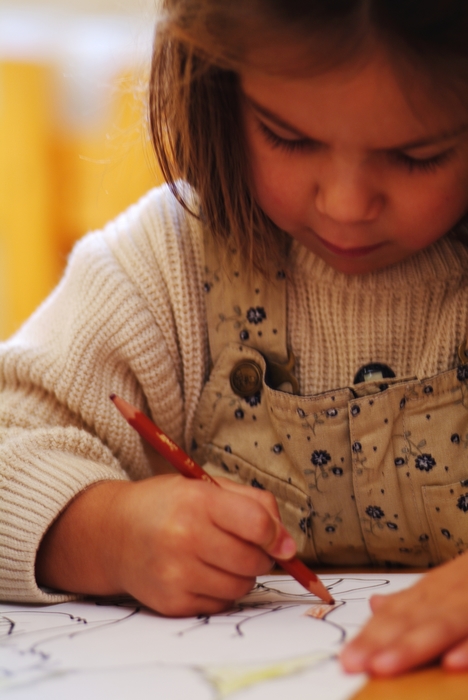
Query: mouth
315 233 385 258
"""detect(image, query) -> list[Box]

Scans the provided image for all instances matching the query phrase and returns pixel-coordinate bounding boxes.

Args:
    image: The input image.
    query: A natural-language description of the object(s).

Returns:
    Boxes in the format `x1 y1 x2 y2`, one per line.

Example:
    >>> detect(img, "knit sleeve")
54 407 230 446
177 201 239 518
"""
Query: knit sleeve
0 185 209 603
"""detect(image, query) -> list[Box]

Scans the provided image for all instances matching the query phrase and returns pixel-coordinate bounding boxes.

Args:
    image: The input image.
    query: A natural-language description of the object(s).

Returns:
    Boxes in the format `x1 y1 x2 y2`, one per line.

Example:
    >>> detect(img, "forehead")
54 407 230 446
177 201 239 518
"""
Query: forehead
241 48 467 148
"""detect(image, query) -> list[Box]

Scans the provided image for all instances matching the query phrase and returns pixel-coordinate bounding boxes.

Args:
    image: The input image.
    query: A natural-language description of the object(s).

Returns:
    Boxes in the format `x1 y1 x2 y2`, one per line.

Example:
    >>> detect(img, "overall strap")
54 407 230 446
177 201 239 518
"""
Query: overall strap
203 230 289 366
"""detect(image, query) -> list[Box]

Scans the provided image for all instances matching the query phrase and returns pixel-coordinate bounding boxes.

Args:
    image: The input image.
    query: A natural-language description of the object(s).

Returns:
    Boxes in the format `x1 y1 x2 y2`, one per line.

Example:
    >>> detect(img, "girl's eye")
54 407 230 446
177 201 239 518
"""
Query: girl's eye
390 149 453 173
257 120 316 153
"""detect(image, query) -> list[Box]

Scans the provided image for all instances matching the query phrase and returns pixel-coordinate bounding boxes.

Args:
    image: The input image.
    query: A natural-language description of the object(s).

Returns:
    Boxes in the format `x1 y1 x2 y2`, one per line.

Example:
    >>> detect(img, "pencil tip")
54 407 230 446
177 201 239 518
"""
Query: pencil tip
109 393 116 401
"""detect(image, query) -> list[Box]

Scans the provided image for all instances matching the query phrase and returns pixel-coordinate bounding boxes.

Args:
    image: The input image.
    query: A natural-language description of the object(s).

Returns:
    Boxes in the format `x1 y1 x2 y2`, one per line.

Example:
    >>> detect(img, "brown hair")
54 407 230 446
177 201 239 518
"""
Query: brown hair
149 0 468 272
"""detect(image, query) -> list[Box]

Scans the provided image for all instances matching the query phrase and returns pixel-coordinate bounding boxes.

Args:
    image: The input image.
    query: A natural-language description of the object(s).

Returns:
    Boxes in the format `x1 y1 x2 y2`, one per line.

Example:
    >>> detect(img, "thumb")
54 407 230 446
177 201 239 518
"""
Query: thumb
264 520 297 560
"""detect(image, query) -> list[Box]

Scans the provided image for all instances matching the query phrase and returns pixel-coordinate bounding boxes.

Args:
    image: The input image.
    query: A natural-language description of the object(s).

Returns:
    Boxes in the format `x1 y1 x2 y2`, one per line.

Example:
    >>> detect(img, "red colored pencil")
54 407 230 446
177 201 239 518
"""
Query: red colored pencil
110 393 334 605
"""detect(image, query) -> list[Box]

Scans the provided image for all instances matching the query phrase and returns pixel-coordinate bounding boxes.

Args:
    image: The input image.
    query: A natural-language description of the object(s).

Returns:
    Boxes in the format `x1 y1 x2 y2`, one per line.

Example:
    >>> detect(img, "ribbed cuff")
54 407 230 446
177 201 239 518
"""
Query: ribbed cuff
0 433 128 604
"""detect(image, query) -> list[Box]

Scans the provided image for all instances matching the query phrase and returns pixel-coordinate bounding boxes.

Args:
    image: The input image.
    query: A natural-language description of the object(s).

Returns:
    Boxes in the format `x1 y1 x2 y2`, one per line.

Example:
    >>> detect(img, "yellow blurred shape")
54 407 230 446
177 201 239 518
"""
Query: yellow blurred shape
0 60 162 340
56 70 160 251
0 62 58 339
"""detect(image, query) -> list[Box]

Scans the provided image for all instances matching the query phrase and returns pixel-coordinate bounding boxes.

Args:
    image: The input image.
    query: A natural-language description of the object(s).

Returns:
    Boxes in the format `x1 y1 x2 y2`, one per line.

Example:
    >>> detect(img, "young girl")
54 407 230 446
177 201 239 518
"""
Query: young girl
2 0 468 679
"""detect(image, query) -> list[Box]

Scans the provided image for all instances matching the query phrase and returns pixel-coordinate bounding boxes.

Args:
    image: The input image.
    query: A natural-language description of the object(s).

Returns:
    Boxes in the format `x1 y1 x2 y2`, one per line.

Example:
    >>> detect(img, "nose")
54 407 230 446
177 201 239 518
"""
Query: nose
314 161 383 224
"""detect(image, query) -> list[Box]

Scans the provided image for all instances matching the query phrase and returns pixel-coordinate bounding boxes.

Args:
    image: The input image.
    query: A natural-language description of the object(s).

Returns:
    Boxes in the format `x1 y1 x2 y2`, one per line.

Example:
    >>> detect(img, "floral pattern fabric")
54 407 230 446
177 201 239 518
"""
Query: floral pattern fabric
191 233 468 568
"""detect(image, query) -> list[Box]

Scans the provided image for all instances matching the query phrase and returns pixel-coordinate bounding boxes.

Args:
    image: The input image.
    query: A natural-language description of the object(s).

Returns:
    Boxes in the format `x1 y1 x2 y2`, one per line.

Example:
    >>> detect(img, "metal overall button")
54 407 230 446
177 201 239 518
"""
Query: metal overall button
265 349 299 395
458 339 468 365
230 360 263 397
354 362 395 385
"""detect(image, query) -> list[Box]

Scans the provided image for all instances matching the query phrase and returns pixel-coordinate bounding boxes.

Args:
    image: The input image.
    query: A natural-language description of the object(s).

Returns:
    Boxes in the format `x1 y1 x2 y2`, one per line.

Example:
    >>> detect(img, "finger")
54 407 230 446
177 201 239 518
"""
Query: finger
366 616 466 676
368 587 424 615
351 609 468 677
208 487 296 559
190 564 256 602
217 478 282 520
199 527 274 576
153 591 235 618
342 606 410 660
443 638 468 671
341 597 423 672
341 620 404 673
187 594 235 616
343 555 468 676
144 561 255 617
170 563 254 610
369 594 391 613
344 584 436 654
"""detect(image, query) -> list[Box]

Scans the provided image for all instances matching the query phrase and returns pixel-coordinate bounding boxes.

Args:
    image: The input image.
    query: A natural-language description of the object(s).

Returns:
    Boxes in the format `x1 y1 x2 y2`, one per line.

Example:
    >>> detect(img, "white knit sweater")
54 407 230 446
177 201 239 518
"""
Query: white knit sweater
1 184 468 603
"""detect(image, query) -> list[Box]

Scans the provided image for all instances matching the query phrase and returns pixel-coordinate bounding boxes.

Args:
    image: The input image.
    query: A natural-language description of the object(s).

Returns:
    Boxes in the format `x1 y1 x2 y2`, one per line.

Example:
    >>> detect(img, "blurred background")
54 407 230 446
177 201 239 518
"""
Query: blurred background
0 0 164 339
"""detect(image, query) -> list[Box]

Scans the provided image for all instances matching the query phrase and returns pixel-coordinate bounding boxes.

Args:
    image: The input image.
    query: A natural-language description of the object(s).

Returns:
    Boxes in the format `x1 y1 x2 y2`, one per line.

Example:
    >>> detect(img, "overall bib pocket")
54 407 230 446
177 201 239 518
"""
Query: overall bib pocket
203 448 318 562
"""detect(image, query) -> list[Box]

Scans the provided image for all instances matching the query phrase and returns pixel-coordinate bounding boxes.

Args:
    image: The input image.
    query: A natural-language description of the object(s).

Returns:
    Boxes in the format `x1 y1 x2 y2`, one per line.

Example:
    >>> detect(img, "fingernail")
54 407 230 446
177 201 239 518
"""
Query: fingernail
271 531 297 559
371 651 400 674
340 647 368 673
445 650 468 669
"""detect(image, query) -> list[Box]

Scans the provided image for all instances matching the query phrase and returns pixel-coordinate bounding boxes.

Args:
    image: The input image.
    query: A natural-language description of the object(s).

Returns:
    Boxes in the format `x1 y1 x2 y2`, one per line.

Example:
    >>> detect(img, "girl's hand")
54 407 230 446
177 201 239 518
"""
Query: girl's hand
37 475 297 617
111 474 296 616
340 552 468 676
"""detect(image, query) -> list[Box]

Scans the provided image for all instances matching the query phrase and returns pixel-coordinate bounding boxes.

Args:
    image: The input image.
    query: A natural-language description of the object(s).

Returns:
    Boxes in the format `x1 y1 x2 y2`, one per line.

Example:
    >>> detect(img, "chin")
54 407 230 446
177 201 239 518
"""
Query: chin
323 254 401 275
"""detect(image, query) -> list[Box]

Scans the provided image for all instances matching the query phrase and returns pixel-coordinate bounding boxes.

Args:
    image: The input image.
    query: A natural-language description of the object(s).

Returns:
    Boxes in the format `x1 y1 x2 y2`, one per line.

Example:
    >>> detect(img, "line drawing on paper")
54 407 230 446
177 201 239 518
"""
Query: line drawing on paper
0 574 420 699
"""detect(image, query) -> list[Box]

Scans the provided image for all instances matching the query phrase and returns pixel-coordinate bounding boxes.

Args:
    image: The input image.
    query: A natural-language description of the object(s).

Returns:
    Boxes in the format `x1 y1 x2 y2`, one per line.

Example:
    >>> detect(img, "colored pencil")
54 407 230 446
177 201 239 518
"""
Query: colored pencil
110 393 334 605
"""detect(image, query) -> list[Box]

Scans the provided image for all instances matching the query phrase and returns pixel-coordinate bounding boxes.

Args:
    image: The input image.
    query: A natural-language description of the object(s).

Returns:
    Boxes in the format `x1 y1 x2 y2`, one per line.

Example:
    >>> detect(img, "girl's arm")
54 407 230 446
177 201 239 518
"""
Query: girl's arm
36 474 296 615
0 187 208 603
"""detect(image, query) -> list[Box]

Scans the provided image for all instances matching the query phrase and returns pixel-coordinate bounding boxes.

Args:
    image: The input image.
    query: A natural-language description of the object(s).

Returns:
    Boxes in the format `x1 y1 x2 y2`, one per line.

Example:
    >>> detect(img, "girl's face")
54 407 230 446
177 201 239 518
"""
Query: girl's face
241 50 468 274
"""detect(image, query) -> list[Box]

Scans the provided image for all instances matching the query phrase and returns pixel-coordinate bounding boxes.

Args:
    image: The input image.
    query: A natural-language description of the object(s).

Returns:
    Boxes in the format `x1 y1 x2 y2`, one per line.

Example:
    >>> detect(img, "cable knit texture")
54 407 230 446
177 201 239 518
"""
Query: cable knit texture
1 184 468 602
288 232 468 394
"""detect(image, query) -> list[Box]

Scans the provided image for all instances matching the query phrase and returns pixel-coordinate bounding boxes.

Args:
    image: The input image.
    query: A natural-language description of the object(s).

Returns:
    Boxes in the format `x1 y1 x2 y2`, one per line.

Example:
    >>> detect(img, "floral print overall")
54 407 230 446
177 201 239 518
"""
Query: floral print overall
191 237 468 568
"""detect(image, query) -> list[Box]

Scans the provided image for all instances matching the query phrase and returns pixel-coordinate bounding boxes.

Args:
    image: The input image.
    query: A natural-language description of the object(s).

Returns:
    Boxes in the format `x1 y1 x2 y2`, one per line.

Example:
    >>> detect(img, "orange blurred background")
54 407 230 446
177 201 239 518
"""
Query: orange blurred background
0 2 163 339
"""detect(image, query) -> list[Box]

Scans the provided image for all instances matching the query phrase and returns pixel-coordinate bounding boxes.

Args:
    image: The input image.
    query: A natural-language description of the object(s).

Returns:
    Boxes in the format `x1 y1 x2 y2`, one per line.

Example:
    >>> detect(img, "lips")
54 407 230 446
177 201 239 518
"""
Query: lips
315 233 385 258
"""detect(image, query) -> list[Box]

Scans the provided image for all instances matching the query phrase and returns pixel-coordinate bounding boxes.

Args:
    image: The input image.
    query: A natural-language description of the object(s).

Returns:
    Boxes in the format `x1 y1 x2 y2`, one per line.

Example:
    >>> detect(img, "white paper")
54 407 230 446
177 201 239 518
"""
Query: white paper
0 573 421 700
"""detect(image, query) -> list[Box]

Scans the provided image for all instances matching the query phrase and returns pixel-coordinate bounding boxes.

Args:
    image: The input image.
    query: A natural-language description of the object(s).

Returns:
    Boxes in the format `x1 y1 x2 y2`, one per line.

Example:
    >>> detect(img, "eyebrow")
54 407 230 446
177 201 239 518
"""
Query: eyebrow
245 94 468 150
246 95 308 137
390 125 468 150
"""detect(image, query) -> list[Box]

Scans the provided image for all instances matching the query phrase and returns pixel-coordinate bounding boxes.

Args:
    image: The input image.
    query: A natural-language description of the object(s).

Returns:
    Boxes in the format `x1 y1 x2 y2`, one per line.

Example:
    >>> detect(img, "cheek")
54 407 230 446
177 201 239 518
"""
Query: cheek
244 113 310 229
396 173 468 247
250 154 305 228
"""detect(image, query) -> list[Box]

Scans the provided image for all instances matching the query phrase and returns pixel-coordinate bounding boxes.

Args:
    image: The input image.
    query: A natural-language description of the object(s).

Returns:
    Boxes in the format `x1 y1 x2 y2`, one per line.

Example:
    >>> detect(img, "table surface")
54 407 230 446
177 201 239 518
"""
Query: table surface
354 667 468 700
310 566 468 699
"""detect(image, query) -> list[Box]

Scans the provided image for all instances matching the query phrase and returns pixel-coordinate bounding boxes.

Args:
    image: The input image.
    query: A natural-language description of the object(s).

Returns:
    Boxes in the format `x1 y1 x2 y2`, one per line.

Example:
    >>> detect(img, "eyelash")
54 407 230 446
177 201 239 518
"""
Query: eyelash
257 120 454 173
389 150 453 173
257 121 314 153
